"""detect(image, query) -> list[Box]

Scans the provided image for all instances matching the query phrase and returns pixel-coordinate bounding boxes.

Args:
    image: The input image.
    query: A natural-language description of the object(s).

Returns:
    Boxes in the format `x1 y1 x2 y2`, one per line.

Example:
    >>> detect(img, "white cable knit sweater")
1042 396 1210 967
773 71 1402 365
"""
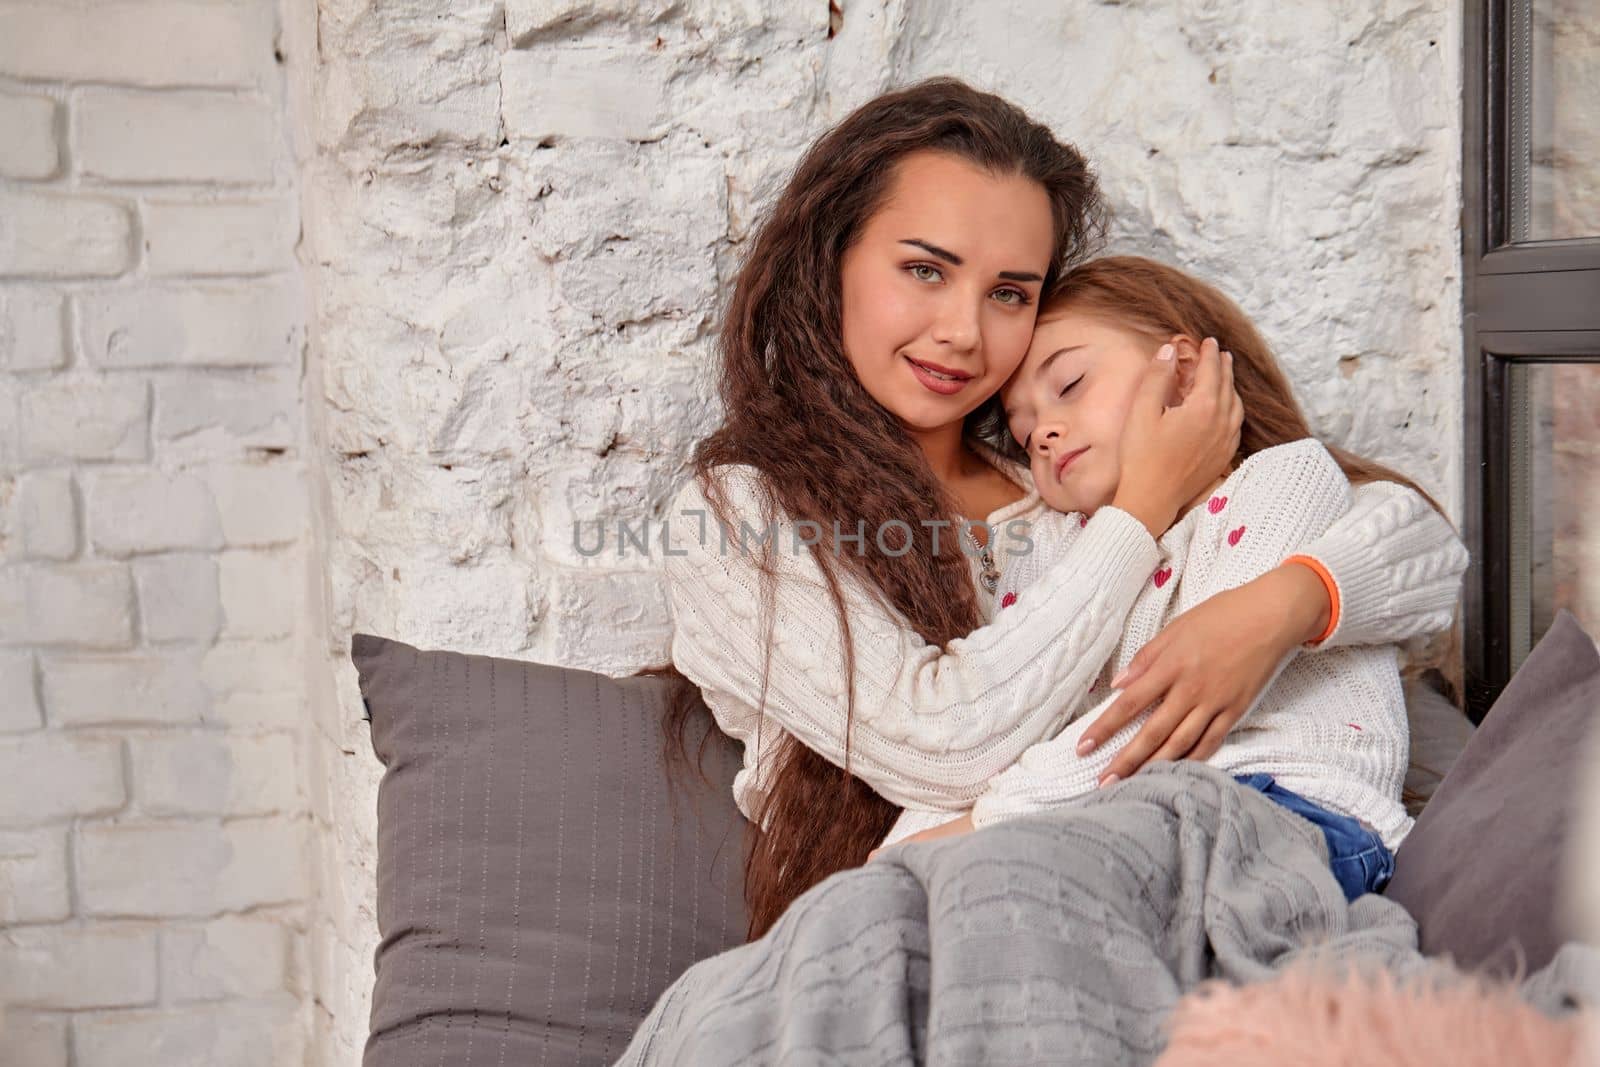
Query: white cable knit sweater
956 438 1438 851
662 438 1469 849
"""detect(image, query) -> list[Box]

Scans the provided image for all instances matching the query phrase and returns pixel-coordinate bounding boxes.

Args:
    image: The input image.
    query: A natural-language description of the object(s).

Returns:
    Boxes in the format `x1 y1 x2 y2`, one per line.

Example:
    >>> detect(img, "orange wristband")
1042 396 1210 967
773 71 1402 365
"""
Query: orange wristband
1284 555 1340 645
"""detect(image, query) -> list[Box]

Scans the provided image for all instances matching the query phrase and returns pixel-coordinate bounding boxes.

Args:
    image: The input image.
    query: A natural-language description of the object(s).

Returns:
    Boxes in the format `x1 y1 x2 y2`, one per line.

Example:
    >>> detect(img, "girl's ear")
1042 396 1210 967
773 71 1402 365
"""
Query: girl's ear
1167 334 1202 406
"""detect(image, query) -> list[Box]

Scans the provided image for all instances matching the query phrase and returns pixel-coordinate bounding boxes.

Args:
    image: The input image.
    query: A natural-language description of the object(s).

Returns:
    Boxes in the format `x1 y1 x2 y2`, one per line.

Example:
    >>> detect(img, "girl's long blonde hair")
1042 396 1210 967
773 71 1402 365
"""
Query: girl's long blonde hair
1018 255 1461 705
1015 255 1446 508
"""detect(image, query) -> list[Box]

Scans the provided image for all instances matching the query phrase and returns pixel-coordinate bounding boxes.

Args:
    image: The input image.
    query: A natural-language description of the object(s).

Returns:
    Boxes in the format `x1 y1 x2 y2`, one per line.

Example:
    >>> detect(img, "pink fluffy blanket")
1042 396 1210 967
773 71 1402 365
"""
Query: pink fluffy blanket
1155 961 1597 1066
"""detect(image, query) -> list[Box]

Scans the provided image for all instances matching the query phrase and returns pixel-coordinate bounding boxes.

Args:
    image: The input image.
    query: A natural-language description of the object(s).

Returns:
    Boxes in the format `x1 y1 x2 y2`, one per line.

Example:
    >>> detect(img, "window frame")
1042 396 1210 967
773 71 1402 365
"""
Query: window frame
1462 0 1600 720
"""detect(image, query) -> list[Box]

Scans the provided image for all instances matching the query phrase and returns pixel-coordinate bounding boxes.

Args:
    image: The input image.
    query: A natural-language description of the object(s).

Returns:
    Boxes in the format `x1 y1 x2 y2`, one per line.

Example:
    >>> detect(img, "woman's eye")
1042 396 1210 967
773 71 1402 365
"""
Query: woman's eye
993 287 1030 306
910 264 942 283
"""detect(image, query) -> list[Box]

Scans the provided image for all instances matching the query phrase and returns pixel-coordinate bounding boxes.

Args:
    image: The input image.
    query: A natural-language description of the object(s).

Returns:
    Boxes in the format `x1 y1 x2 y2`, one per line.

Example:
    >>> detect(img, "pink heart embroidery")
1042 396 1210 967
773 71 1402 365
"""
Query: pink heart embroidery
1000 591 1017 609
1208 495 1228 514
1348 723 1363 731
1153 566 1172 589
1078 514 1088 528
1227 525 1246 547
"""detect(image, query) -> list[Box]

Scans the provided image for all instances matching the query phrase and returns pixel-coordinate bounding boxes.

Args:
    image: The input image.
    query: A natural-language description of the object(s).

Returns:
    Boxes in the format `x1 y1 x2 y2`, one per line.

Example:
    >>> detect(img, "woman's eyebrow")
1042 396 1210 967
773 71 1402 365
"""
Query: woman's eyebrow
898 237 1043 283
900 238 962 264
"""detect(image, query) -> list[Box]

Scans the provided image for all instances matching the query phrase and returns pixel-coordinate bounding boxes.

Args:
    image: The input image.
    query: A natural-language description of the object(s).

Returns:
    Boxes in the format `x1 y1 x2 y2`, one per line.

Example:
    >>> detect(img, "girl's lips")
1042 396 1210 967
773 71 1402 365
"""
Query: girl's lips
904 355 973 396
1054 446 1089 481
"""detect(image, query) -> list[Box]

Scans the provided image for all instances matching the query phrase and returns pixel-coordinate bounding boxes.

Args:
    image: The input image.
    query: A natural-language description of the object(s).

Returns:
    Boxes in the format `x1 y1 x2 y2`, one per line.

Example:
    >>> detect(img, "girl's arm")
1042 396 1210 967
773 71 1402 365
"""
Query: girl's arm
1080 472 1467 777
666 467 1158 812
969 438 1353 827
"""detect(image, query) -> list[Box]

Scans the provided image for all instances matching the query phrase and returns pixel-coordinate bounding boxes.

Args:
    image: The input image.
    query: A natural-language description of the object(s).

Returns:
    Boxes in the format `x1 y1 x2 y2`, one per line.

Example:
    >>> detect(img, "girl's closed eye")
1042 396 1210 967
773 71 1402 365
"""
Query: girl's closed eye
1020 374 1085 449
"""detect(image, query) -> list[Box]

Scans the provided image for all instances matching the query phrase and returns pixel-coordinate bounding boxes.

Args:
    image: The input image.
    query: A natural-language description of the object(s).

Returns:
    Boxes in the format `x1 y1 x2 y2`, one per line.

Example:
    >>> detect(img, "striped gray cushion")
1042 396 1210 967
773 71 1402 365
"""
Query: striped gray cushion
353 634 747 1067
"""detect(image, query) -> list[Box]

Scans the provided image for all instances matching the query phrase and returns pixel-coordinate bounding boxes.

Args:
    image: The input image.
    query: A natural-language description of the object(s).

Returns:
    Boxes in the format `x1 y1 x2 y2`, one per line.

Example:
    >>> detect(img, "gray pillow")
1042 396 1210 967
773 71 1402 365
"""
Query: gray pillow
1386 610 1600 975
1402 676 1476 816
353 634 748 1067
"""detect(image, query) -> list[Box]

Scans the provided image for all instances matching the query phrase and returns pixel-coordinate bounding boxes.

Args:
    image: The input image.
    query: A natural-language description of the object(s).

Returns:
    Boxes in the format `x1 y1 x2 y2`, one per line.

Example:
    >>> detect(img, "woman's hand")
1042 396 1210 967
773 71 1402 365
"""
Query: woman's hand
866 813 976 861
1112 339 1243 538
1076 562 1332 783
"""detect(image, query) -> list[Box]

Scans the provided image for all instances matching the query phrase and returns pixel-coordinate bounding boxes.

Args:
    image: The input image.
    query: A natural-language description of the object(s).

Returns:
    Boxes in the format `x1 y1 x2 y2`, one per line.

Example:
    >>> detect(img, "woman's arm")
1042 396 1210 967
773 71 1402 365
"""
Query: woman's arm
667 342 1240 812
969 439 1355 826
1080 466 1467 780
666 467 1158 811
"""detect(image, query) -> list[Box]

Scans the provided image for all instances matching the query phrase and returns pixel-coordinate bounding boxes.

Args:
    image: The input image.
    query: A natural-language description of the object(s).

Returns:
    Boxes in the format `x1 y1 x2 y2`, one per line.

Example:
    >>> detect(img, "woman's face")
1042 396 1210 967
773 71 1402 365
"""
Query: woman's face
1000 309 1172 515
838 150 1054 433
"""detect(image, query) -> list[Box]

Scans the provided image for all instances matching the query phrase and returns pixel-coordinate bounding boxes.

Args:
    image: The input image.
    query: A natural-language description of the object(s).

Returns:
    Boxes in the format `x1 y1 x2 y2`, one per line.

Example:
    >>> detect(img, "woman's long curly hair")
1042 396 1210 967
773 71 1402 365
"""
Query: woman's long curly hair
639 78 1108 940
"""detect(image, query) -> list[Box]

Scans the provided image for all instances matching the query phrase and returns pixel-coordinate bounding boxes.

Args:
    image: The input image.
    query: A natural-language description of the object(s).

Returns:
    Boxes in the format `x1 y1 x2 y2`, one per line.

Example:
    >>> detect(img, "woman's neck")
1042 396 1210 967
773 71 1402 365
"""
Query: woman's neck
907 421 973 489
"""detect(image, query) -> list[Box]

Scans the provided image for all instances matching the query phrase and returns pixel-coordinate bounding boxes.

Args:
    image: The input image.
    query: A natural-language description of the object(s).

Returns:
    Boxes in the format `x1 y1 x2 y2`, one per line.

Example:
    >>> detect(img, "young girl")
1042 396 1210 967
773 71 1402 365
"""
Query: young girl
655 78 1469 940
887 256 1462 898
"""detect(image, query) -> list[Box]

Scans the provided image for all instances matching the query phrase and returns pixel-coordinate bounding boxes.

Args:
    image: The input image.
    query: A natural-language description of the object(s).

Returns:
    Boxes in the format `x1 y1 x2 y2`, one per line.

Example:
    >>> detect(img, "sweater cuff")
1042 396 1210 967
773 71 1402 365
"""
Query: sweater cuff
1289 535 1389 648
1284 555 1341 646
1070 505 1162 588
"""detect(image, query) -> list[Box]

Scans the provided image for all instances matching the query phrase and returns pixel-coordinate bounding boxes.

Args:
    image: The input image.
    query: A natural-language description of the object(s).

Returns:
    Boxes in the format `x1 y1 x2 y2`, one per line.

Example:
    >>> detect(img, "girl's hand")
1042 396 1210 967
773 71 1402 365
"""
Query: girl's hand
1112 338 1243 538
866 813 976 861
1076 563 1331 783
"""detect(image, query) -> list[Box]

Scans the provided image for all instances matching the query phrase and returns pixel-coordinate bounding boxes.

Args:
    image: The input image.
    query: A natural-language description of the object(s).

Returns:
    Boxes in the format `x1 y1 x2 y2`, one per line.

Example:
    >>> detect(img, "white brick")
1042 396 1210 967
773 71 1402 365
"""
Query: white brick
41 652 208 728
206 690 304 730
200 639 299 698
79 281 303 369
0 288 68 370
505 0 664 44
76 90 278 185
133 554 221 644
144 199 297 276
218 550 300 640
85 468 223 556
77 819 308 917
6 564 136 649
0 828 71 922
0 650 41 731
19 381 149 463
131 733 300 817
14 470 78 561
551 569 671 674
0 733 124 824
0 925 156 1010
0 3 273 88
206 463 307 547
0 94 58 180
0 192 133 277
0 1011 69 1067
152 369 299 456
0 382 15 469
160 917 290 1001
75 994 303 1067
501 48 667 142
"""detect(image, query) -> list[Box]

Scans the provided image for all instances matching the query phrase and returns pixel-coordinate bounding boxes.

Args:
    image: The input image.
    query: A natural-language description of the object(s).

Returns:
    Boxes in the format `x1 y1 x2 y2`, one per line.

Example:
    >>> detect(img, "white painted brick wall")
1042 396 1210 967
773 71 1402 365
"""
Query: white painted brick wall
0 0 1470 1062
308 2 1465 1063
0 0 318 1062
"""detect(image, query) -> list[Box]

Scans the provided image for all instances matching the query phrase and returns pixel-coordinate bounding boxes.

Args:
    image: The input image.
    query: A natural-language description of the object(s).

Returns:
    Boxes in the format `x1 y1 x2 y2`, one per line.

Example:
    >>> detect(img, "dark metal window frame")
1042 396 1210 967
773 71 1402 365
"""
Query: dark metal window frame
1462 0 1600 720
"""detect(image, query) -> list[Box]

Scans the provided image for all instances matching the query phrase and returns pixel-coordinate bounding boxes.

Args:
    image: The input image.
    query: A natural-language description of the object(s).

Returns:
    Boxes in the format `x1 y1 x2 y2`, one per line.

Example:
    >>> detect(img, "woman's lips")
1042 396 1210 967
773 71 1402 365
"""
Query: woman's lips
904 355 973 396
1054 446 1089 481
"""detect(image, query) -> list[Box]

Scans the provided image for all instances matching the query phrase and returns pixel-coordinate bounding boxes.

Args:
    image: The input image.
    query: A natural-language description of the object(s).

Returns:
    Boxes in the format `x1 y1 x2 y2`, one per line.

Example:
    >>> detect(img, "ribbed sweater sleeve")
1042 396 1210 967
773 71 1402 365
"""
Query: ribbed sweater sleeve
1295 479 1469 648
970 440 1355 827
662 465 1161 811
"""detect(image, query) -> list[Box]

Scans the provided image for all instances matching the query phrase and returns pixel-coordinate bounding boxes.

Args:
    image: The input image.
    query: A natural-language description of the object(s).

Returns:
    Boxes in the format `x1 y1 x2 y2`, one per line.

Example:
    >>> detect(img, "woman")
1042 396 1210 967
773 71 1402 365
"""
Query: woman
651 78 1466 940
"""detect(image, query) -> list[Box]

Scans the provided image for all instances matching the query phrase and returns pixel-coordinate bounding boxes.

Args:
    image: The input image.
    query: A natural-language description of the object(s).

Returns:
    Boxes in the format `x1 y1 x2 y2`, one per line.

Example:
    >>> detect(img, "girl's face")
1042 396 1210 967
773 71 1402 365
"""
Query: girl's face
838 150 1054 433
1001 309 1187 515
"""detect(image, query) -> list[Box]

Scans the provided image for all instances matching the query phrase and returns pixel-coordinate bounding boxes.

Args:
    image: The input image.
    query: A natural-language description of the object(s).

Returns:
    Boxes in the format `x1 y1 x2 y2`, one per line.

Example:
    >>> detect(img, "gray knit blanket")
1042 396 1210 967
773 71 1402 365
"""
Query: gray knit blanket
616 762 1599 1066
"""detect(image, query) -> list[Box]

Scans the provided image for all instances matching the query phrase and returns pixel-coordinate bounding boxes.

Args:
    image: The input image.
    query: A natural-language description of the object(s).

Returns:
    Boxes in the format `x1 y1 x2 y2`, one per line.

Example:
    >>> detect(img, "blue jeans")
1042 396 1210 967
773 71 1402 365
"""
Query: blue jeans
1233 773 1395 902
